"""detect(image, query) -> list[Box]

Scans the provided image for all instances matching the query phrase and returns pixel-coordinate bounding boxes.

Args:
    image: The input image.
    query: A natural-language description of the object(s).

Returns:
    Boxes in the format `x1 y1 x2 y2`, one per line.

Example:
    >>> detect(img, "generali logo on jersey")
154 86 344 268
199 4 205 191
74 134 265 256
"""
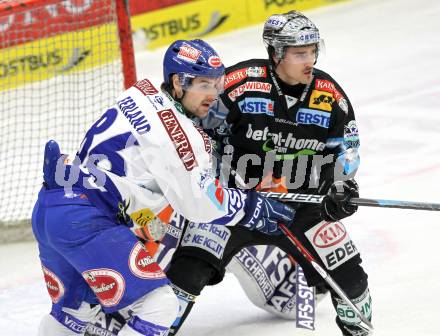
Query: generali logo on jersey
42 265 65 304
224 66 267 89
158 109 198 171
177 43 202 63
129 242 166 279
194 125 213 154
228 81 272 101
82 269 125 307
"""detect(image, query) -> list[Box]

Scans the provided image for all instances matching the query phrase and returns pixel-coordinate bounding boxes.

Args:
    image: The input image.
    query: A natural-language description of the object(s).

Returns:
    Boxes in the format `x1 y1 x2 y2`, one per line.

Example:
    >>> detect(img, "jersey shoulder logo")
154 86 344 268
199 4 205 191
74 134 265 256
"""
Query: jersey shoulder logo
309 90 334 112
314 79 349 114
224 66 267 90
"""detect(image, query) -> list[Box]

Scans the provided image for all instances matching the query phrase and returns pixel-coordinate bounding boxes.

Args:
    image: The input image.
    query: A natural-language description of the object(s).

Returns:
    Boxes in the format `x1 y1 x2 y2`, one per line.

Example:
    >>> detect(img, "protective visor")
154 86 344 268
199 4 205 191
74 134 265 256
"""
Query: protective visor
279 39 325 64
179 73 225 95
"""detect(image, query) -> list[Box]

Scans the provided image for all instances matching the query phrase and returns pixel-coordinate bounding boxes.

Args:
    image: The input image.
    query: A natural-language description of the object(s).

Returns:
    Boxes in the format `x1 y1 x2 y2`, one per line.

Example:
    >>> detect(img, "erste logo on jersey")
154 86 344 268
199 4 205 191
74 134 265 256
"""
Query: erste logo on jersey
238 97 274 116
177 43 202 63
129 242 166 279
134 78 158 96
224 66 267 89
309 90 334 112
315 79 349 113
228 81 272 101
42 265 65 304
296 108 330 128
158 109 198 171
82 269 125 307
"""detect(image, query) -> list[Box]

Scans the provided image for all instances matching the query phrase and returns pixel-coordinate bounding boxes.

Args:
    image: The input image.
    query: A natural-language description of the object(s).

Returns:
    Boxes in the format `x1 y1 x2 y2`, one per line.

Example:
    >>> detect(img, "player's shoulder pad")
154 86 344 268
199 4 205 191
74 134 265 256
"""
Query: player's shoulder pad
117 77 172 113
312 68 345 93
131 78 161 96
115 78 169 136
224 59 270 90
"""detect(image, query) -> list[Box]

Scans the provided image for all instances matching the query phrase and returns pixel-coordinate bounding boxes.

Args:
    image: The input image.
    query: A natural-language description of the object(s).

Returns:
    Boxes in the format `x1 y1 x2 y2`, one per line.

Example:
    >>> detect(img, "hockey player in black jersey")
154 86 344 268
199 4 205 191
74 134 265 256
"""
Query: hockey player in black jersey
166 11 372 336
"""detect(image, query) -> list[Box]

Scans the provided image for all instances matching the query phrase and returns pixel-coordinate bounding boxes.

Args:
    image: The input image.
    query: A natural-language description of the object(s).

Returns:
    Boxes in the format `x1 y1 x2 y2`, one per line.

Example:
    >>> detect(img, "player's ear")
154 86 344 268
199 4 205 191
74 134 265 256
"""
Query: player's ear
172 74 184 99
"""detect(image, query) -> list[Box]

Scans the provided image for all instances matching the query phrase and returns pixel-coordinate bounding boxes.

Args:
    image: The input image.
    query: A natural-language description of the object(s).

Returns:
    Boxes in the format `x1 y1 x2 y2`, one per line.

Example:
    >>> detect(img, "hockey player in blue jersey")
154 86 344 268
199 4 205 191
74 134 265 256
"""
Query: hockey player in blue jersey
31 39 296 336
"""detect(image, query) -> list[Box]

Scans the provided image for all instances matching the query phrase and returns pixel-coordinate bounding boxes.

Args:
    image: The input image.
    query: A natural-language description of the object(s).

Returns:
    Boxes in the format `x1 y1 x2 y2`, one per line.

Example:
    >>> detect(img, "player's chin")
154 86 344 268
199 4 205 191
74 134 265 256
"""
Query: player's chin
198 104 210 118
301 72 313 84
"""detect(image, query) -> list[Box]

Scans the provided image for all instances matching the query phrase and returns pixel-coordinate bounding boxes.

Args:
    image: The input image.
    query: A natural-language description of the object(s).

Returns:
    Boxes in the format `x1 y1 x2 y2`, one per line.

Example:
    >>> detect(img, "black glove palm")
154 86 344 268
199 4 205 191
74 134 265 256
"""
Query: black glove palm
322 179 359 222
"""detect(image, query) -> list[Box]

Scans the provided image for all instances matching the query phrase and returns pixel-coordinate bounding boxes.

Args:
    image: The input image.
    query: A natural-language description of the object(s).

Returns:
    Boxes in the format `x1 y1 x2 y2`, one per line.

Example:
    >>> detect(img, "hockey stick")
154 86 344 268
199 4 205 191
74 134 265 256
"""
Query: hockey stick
260 191 440 211
279 223 374 334
214 150 440 211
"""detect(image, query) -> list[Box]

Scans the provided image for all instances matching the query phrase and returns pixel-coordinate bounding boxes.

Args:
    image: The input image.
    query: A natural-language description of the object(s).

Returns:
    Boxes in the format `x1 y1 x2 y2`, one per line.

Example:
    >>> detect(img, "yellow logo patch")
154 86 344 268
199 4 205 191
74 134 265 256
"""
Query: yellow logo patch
130 208 156 228
309 90 334 112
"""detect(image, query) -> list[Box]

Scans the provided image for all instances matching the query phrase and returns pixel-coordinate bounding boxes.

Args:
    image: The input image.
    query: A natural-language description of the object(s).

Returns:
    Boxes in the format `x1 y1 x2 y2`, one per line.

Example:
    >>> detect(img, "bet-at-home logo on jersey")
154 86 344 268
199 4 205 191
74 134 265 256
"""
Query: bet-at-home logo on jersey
246 124 325 154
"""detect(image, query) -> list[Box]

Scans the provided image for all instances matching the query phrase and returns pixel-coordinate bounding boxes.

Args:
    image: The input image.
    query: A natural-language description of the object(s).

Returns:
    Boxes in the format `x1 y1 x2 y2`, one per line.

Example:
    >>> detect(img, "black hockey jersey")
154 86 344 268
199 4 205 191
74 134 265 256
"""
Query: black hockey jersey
213 58 360 193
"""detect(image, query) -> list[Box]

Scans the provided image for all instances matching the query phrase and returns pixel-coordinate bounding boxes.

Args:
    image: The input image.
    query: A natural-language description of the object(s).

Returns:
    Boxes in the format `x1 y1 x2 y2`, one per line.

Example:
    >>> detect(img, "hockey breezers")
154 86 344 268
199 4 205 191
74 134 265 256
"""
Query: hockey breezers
260 191 440 211
279 223 374 334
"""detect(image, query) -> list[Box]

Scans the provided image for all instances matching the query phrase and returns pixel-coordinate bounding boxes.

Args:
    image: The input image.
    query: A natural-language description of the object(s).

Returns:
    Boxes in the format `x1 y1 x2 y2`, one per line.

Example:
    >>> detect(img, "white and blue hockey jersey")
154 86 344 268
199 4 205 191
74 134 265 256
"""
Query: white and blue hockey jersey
73 78 247 227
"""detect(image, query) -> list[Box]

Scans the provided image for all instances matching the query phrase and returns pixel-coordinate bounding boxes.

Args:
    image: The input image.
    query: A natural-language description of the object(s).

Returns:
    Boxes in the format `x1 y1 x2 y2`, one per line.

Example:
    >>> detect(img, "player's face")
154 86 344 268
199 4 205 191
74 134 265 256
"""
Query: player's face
181 76 223 119
275 45 317 85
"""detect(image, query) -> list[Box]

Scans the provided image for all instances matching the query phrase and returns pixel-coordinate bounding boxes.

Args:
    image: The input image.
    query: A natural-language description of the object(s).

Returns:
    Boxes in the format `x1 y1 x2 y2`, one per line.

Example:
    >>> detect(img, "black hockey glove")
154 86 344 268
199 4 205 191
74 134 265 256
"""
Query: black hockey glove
239 190 295 235
321 179 359 222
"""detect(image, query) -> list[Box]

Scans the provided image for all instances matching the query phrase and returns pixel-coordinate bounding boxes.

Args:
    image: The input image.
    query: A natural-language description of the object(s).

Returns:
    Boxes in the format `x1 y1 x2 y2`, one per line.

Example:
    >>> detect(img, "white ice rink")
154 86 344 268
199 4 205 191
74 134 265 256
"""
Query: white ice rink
1 0 440 334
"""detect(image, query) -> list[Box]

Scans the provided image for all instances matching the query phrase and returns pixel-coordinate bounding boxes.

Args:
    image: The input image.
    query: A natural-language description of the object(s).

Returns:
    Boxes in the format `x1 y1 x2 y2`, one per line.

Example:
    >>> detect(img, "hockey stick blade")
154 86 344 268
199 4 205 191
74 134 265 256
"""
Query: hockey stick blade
279 223 374 334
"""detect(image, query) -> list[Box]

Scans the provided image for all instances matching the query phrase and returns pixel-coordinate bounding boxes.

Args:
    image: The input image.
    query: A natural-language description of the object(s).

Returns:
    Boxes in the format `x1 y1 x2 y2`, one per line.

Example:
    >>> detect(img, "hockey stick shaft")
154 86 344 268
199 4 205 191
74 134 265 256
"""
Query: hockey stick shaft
349 197 440 211
260 191 440 211
279 223 374 333
214 151 439 211
214 148 440 211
